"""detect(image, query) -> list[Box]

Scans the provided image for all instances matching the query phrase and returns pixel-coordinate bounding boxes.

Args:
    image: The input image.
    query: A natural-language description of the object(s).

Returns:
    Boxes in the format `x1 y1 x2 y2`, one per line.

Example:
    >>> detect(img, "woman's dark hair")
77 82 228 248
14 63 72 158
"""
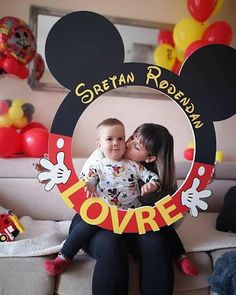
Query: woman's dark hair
133 123 177 195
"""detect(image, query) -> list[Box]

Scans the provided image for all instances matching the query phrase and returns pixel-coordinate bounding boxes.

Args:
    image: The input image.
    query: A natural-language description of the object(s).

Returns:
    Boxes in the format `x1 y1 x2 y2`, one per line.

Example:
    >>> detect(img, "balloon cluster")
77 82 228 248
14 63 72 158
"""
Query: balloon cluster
0 98 49 158
0 98 34 129
154 0 232 74
0 16 45 80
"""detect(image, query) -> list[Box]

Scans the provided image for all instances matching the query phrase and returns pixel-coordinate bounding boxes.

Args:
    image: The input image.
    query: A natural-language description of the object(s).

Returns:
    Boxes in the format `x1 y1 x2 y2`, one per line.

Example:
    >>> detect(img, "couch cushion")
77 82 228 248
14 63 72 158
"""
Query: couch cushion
175 161 236 181
0 256 55 295
177 213 236 252
174 252 212 291
55 254 94 295
55 251 211 295
0 157 88 178
0 178 75 220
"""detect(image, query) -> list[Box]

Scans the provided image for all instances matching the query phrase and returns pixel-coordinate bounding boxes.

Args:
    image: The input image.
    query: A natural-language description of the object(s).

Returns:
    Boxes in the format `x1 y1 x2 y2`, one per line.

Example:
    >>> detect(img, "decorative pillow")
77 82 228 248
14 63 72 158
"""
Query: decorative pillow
216 186 236 233
209 250 236 295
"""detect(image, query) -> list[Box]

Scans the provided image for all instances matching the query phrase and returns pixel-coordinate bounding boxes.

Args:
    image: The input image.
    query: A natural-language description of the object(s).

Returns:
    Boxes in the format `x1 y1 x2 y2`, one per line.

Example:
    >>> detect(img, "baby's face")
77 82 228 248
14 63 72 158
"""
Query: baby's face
124 135 150 162
97 124 126 161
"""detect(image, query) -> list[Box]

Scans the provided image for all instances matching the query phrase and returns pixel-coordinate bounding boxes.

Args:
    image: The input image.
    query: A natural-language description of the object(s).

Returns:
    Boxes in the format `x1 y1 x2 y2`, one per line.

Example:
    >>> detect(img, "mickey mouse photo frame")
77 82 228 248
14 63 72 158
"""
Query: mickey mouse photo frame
37 11 236 234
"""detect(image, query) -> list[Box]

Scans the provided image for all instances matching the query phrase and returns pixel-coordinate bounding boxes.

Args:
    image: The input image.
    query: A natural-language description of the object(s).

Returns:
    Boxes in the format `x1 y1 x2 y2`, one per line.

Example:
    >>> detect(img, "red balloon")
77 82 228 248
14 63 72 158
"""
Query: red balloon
20 122 48 134
202 21 232 45
187 0 216 22
9 127 23 154
2 57 20 74
158 30 174 47
17 64 29 79
34 53 45 81
0 53 6 68
184 148 194 161
22 128 49 157
0 100 9 115
172 58 182 75
185 40 209 59
0 127 22 157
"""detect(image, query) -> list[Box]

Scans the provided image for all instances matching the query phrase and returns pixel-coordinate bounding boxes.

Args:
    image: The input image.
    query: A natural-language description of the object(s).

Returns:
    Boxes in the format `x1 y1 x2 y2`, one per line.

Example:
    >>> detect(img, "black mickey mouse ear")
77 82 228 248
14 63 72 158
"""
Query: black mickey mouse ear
45 11 125 90
180 44 236 122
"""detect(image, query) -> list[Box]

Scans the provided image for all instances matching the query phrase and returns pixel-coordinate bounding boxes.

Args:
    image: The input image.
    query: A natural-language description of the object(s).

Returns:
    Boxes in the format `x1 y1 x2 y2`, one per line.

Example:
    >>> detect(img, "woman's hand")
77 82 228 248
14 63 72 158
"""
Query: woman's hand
141 182 159 196
34 162 50 184
84 182 96 198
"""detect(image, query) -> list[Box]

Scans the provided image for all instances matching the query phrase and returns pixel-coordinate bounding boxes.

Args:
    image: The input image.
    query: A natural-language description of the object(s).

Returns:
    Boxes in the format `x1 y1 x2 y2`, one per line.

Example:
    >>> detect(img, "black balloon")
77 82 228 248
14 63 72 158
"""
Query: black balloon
5 99 12 107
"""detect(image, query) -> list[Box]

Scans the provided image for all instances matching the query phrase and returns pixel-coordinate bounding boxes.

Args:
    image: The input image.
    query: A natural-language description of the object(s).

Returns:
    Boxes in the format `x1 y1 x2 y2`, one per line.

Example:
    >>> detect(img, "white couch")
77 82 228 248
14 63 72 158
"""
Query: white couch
0 158 236 295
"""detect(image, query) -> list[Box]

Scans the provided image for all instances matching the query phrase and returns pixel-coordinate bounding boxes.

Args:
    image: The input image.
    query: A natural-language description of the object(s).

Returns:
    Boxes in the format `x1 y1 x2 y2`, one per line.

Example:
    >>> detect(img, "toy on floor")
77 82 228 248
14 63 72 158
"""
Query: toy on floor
0 209 24 242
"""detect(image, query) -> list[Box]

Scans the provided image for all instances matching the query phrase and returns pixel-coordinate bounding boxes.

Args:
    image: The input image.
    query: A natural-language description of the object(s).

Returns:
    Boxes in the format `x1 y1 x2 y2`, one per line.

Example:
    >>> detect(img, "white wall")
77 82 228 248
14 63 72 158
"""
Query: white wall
1 0 235 161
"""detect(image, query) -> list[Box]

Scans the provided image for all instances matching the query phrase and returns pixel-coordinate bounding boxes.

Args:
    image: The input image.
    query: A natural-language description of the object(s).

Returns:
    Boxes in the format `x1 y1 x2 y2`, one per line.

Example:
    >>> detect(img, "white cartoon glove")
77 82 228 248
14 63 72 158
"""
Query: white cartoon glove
181 178 212 217
37 152 71 191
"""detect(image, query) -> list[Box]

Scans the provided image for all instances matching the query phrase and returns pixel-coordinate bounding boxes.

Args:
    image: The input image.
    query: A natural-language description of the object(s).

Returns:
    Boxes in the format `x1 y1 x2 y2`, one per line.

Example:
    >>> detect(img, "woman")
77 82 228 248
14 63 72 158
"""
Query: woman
72 123 175 295
38 122 177 294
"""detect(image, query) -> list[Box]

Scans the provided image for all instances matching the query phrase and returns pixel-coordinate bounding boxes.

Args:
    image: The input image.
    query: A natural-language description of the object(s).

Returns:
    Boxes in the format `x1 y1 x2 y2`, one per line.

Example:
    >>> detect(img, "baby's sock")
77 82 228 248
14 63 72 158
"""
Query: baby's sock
44 252 71 275
175 255 199 276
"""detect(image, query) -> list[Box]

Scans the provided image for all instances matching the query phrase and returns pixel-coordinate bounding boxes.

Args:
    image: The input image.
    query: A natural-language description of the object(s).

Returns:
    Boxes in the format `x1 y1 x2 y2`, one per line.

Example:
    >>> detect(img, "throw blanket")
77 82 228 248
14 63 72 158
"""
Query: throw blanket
209 250 236 295
0 216 70 257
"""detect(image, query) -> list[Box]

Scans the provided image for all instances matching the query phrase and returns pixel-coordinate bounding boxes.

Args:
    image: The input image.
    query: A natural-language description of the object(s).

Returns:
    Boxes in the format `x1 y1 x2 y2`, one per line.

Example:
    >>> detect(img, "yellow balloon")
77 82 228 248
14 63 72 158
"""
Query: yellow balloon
0 114 13 127
173 18 205 52
215 150 224 163
153 44 176 70
13 116 28 129
12 98 25 108
9 106 24 120
211 0 224 17
175 46 185 62
187 141 195 149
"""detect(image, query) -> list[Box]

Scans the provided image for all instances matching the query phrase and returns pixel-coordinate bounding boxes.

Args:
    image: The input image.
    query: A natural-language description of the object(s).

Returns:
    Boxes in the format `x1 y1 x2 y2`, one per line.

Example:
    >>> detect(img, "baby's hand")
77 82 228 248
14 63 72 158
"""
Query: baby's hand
84 182 96 198
141 182 158 196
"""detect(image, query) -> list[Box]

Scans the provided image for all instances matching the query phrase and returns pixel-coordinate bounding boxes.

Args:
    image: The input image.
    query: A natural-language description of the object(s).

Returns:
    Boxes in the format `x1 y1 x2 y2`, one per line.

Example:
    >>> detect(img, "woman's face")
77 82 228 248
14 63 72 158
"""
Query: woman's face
124 135 150 162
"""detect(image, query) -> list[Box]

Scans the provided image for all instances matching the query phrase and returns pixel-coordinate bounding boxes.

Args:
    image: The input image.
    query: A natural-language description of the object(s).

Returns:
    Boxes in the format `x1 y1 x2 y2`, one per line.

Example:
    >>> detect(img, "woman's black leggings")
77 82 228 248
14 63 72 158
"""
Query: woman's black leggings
62 214 174 295
125 231 174 295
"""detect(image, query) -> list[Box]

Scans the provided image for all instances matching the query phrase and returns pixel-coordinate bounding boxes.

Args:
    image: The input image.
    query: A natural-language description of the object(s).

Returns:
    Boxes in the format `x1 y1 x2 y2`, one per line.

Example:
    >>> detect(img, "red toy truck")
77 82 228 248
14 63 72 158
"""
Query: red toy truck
0 210 24 242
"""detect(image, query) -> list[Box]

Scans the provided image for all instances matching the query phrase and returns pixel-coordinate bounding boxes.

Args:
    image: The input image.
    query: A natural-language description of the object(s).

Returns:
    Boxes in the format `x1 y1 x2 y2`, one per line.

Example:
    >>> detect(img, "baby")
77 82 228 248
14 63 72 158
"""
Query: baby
82 118 160 208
